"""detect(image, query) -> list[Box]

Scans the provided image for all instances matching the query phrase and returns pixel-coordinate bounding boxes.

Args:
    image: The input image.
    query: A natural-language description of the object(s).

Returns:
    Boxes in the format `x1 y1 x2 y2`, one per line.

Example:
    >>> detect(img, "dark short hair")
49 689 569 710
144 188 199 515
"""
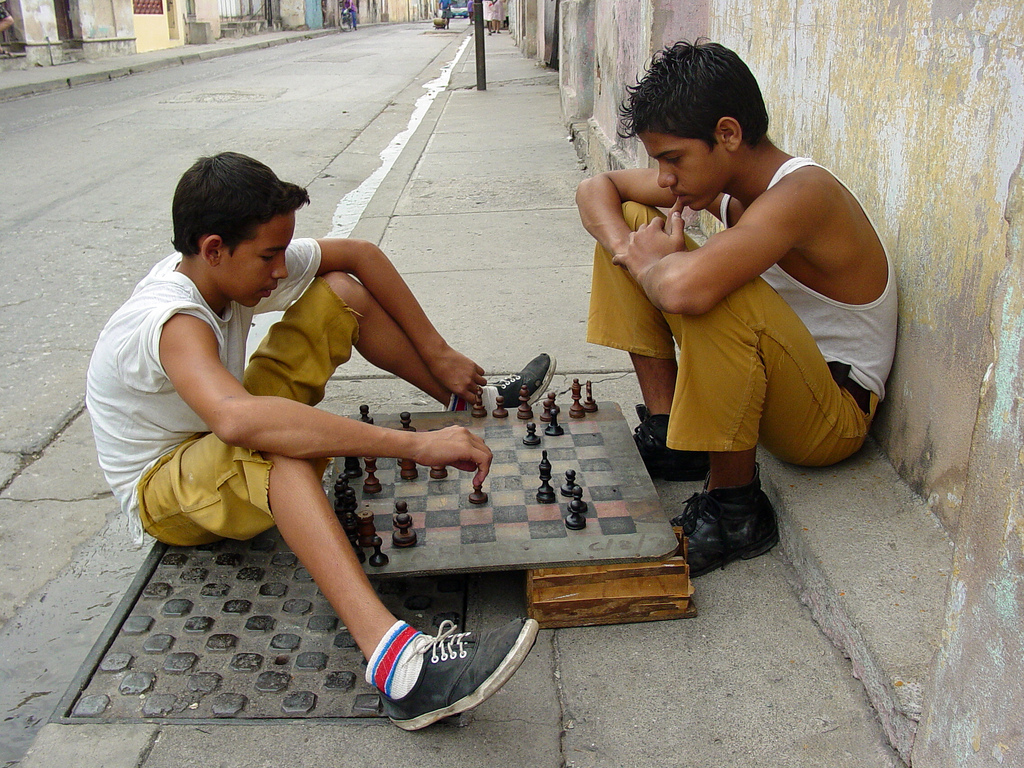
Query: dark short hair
619 40 769 148
171 152 310 256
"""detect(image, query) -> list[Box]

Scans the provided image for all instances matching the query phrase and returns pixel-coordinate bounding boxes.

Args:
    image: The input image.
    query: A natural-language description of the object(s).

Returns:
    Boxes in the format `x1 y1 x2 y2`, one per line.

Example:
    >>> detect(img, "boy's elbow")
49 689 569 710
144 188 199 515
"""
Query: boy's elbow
207 402 257 448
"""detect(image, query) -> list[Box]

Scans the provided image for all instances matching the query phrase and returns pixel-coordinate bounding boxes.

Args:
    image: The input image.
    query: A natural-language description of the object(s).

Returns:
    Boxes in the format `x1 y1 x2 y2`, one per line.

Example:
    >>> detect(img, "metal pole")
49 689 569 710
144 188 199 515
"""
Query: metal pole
473 0 485 90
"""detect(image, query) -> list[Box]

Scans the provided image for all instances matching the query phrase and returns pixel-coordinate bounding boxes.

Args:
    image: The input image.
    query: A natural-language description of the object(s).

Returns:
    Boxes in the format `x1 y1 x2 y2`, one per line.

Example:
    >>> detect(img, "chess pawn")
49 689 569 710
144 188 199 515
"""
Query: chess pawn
400 412 416 431
357 510 378 552
468 483 489 505
583 380 598 413
516 384 533 420
560 469 577 498
539 392 555 423
341 511 362 559
362 457 382 494
359 404 374 423
565 486 588 530
392 501 418 548
429 465 448 479
569 378 586 419
368 535 389 567
492 395 508 419
343 455 363 479
333 474 349 515
544 404 564 436
399 457 419 481
522 422 541 446
471 388 488 418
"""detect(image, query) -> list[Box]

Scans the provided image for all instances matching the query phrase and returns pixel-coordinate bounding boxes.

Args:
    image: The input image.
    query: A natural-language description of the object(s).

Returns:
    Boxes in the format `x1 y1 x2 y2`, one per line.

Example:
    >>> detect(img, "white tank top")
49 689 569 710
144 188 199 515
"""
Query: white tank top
719 157 897 400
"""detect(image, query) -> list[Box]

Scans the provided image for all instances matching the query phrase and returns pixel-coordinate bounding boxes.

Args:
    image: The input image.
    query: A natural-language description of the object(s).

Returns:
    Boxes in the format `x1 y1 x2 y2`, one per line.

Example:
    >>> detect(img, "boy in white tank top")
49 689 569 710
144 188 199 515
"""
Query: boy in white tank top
576 41 896 578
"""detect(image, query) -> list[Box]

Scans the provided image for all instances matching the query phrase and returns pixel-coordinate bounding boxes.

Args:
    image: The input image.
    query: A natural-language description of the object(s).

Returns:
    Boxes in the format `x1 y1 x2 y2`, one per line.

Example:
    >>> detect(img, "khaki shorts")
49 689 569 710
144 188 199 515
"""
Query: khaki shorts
137 277 360 546
587 202 875 467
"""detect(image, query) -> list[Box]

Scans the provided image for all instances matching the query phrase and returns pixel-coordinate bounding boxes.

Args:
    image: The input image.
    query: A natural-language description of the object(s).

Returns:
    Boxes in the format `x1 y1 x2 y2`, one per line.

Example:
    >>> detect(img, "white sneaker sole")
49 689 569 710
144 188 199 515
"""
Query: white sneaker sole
480 355 557 413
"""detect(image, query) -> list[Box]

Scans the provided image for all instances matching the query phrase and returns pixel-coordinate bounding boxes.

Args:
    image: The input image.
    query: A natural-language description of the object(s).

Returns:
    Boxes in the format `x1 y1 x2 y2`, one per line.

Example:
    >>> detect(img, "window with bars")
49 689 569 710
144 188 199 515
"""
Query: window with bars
133 0 164 14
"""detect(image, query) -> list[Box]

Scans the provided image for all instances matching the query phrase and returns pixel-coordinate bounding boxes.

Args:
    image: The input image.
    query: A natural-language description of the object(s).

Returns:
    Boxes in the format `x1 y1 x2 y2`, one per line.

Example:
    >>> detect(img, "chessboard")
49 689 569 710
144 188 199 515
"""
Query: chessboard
330 396 678 576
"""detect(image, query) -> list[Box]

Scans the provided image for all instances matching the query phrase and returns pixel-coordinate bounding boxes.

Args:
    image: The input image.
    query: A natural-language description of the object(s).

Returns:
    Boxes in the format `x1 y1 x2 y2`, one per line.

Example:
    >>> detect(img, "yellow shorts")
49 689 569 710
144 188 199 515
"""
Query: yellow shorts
587 202 875 467
137 277 360 546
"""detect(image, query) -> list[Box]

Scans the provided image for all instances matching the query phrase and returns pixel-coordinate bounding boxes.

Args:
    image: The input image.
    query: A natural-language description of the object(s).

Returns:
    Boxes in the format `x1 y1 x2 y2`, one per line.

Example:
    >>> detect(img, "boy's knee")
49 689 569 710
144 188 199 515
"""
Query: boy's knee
321 270 367 308
621 201 666 231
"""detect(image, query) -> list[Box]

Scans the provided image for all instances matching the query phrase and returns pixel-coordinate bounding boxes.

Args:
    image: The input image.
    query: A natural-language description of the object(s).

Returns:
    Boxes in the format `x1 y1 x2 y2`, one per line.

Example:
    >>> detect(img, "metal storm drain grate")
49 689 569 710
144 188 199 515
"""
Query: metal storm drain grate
56 530 468 723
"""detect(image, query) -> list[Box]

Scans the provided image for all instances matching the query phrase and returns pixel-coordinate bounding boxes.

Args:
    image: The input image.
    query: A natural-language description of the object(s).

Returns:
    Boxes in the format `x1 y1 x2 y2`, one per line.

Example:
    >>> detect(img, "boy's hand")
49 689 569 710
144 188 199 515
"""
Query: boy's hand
612 199 688 283
410 426 492 486
429 346 487 403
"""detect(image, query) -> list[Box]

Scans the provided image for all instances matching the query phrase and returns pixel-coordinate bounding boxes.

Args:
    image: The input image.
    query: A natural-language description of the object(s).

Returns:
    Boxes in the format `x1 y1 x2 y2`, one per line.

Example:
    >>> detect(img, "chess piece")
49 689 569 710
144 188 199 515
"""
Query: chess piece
341 510 361 559
544 404 564 436
471 388 488 418
536 450 557 504
333 474 349 515
392 501 417 548
399 457 419 481
362 457 382 494
516 384 533 420
565 486 588 530
468 484 489 505
569 378 586 419
560 469 578 498
492 395 508 419
359 404 374 423
583 380 598 413
400 412 415 431
343 455 362 479
540 392 555 423
368 535 389 567
522 422 541 446
356 510 378 557
429 465 448 479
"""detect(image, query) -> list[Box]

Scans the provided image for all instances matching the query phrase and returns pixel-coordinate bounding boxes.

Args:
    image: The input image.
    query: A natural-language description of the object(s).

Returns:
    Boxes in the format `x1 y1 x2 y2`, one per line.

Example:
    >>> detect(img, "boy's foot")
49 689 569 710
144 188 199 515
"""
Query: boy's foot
481 353 555 412
382 618 540 730
633 405 709 481
670 465 779 577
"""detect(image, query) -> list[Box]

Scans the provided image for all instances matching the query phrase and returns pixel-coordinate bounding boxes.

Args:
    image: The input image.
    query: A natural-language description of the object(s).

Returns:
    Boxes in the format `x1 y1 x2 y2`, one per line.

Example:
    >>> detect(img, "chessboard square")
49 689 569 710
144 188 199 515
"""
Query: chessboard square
591 499 629 517
597 516 638 535
488 475 524 491
491 490 524 508
460 508 493 526
394 483 423 498
461 524 496 545
587 485 624 502
489 462 522 478
579 457 615 472
527 504 563 522
424 527 461 546
528 520 569 539
427 479 462 495
493 522 526 541
544 447 578 462
492 505 529 524
372 482 396 497
484 426 515 440
426 494 457 512
570 420 601 434
571 433 604 447
490 449 518 464
425 510 462 528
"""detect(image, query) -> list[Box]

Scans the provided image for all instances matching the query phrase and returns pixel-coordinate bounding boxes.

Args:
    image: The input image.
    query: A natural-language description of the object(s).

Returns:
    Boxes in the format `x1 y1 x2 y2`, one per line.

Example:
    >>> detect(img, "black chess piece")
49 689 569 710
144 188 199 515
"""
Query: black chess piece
368 535 389 567
341 510 362 559
536 450 557 504
359 404 374 423
333 474 349 515
362 457 382 494
492 395 509 419
583 380 598 413
343 455 362 479
560 469 578 498
400 412 415 431
469 483 489 504
522 422 541 446
544 404 564 436
392 501 418 548
565 486 588 530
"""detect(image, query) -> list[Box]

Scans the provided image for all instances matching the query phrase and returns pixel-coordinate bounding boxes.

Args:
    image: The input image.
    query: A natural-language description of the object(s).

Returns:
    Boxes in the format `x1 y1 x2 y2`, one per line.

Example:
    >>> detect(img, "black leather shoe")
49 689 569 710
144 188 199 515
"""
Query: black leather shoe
672 465 779 578
633 404 709 481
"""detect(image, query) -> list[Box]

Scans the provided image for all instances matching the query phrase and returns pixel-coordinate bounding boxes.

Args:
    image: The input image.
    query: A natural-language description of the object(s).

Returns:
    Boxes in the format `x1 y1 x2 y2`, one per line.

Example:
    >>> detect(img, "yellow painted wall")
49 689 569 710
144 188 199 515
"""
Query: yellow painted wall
133 1 184 52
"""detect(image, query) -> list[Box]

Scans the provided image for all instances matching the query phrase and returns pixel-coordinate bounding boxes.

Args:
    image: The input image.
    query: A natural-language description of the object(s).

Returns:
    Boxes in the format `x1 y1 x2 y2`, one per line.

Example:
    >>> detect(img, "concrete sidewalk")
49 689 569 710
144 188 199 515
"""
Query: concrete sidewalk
13 29 941 768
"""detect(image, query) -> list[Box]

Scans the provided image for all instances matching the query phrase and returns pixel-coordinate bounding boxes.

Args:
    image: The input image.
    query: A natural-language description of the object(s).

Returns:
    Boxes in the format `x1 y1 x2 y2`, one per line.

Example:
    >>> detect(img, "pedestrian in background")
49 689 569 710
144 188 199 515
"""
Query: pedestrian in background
483 0 502 34
0 0 16 56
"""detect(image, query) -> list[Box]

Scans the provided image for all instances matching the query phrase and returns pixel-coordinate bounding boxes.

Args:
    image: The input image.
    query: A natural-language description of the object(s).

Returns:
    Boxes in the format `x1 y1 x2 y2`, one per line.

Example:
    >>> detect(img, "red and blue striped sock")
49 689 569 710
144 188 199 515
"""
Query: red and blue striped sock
365 621 425 700
447 393 469 411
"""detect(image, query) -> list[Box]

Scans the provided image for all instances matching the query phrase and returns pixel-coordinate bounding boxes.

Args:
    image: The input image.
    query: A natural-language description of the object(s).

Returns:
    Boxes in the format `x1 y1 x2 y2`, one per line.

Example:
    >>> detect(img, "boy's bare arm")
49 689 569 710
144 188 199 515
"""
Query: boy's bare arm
159 313 492 483
316 238 486 401
576 169 677 256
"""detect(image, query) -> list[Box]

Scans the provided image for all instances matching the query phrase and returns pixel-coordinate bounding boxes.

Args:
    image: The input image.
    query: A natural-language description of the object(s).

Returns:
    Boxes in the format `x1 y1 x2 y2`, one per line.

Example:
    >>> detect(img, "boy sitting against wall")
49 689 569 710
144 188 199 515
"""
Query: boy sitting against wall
575 40 897 577
87 152 554 729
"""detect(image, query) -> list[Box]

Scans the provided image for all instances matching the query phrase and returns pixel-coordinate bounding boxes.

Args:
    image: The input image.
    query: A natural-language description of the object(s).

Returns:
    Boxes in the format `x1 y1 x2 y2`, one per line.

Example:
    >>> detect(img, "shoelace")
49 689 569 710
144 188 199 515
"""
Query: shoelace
678 490 725 533
412 619 470 664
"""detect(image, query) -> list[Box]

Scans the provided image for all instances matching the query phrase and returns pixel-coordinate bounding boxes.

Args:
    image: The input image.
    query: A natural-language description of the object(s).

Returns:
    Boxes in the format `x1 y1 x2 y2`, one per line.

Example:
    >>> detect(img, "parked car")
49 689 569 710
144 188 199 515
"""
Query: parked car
451 1 469 17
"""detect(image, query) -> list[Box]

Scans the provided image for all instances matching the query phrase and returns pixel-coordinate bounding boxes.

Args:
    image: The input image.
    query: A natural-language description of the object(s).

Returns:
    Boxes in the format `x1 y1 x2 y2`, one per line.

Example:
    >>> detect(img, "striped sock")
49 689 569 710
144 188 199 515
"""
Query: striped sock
447 393 469 411
365 621 425 700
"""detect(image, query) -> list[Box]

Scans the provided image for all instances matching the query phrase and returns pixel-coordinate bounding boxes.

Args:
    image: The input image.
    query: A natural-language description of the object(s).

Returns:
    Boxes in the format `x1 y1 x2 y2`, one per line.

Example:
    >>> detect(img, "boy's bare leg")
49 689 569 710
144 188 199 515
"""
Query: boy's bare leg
322 271 451 405
266 452 395 658
631 352 677 414
708 447 757 490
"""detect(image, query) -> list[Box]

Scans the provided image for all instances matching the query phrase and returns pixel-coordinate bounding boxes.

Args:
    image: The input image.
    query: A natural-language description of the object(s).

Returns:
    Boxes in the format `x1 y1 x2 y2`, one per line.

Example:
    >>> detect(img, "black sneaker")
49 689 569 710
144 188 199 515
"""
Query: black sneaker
482 353 556 411
633 405 709 481
382 618 540 731
671 465 779 578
